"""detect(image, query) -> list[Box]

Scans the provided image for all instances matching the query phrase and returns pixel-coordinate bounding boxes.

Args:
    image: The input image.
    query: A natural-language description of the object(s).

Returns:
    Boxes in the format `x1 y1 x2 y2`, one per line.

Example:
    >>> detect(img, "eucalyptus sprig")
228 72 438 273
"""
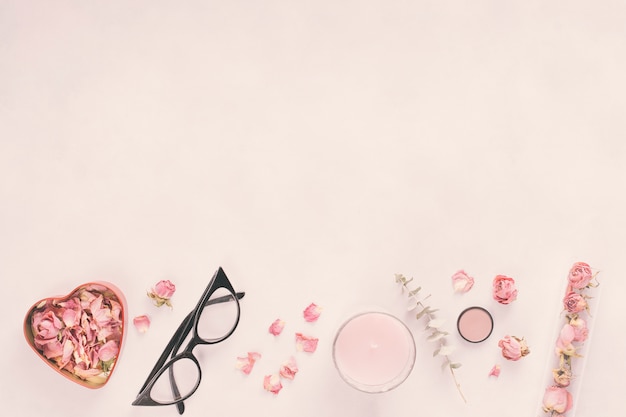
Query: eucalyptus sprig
395 273 467 403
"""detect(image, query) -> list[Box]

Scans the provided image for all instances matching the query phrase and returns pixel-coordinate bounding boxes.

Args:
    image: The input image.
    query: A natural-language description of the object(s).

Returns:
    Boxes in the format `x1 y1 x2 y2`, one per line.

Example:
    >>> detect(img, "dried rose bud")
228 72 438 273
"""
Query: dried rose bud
498 335 530 361
148 279 176 308
493 275 518 304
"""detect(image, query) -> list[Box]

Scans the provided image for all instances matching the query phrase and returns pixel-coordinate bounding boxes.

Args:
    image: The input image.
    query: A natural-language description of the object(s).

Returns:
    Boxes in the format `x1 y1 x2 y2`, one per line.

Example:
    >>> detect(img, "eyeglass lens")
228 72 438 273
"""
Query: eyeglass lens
147 286 239 403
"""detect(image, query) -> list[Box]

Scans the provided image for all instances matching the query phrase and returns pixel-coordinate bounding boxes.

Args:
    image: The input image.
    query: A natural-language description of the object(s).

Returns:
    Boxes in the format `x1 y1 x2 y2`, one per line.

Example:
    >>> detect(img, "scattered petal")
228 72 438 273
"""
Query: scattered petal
263 374 283 394
269 319 285 336
279 356 299 380
236 352 262 375
295 332 319 353
488 364 501 377
303 303 322 322
133 315 151 333
451 270 475 293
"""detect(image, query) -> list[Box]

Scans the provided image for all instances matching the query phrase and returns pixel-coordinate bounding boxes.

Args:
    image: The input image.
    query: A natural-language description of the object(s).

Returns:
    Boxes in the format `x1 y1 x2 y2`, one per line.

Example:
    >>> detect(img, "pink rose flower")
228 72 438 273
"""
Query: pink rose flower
569 316 588 342
542 386 573 414
295 333 319 353
269 319 285 336
555 324 577 357
567 262 593 289
235 352 262 375
552 368 572 387
148 279 176 308
263 374 283 394
32 309 64 349
303 303 322 322
133 315 151 333
498 335 530 361
492 275 518 304
451 270 474 293
563 291 587 314
488 364 501 378
279 356 299 380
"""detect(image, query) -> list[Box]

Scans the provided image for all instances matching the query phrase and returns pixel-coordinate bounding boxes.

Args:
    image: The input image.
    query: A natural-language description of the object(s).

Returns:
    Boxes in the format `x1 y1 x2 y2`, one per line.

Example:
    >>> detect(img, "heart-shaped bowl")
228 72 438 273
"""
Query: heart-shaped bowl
23 281 127 389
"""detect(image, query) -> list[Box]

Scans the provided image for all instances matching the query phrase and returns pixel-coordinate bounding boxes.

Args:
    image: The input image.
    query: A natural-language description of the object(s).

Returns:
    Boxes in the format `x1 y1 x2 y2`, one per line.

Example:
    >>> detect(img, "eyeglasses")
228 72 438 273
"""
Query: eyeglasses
132 267 244 414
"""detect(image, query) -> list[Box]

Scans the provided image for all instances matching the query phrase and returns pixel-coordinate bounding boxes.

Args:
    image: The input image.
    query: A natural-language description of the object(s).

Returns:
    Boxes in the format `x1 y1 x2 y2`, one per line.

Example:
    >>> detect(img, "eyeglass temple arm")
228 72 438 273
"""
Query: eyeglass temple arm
137 291 245 396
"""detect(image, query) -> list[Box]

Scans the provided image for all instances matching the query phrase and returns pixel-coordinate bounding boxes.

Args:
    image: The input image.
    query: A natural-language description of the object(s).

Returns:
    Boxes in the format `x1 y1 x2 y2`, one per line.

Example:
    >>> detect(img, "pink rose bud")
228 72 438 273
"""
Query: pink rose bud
492 275 518 304
295 332 319 353
555 324 577 357
569 316 588 342
567 262 593 289
279 356 299 380
498 335 530 361
269 319 285 336
542 386 573 414
148 279 176 308
563 291 587 314
235 352 262 375
451 270 475 293
263 374 283 394
303 303 322 322
133 315 151 333
552 368 572 387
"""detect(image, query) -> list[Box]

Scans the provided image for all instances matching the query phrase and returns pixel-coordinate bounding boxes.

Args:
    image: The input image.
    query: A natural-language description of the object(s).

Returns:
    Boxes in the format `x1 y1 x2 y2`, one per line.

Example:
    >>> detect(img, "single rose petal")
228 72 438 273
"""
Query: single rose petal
263 374 283 394
451 270 475 293
269 319 285 336
279 356 299 380
488 364 501 377
236 352 262 375
295 332 319 353
133 315 151 333
98 340 119 362
303 303 322 322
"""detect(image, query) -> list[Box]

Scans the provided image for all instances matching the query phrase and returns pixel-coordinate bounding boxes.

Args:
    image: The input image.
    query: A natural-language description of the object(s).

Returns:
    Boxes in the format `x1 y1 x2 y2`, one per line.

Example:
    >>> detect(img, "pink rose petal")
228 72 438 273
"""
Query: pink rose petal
269 319 285 336
295 332 319 353
451 270 475 293
279 356 299 380
488 364 501 377
98 340 119 362
236 352 262 375
303 303 322 322
133 315 151 333
263 374 283 394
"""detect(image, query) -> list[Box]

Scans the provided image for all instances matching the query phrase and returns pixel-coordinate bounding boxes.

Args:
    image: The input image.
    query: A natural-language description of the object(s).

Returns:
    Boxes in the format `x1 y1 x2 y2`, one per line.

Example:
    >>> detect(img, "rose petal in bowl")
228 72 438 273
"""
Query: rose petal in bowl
23 281 127 389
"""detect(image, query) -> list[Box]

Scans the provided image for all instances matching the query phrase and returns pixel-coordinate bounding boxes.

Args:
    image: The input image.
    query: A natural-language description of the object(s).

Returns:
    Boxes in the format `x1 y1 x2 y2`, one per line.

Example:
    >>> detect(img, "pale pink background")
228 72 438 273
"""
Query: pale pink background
1 1 624 417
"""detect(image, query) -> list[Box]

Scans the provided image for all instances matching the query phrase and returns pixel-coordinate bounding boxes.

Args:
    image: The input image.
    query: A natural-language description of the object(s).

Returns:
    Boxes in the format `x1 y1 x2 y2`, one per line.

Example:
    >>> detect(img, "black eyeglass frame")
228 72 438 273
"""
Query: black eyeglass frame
133 267 244 411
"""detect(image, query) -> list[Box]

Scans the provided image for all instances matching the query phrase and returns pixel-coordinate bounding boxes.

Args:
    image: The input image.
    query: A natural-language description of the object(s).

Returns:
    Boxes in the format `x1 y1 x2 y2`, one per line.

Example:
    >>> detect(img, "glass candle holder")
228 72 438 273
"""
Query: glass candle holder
332 311 416 393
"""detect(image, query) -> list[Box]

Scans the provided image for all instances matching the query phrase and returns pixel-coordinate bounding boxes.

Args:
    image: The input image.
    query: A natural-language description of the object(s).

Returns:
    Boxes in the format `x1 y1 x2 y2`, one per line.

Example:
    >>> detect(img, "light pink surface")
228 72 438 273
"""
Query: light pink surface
2 2 625 417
